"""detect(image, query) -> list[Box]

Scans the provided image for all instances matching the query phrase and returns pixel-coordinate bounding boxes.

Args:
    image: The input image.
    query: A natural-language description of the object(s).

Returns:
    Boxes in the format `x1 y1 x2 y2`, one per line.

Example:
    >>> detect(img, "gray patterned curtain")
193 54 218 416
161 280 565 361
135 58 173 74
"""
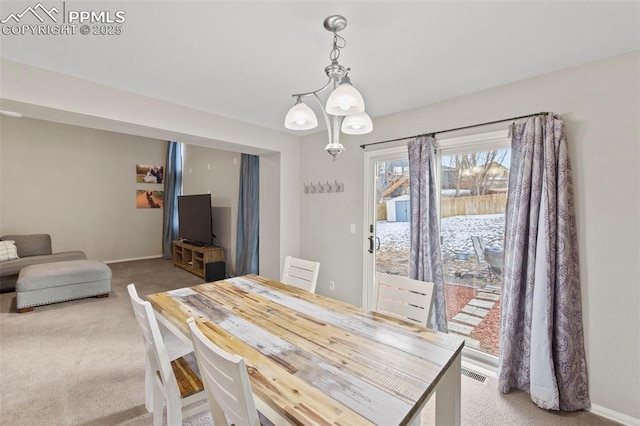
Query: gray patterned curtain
235 154 259 276
407 135 448 332
162 141 182 259
498 114 589 411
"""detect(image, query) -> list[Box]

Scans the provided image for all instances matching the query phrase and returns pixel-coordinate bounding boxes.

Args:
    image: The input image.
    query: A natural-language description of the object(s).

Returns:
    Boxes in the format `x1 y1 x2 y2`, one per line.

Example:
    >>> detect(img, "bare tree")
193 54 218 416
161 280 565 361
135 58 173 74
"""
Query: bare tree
450 150 508 195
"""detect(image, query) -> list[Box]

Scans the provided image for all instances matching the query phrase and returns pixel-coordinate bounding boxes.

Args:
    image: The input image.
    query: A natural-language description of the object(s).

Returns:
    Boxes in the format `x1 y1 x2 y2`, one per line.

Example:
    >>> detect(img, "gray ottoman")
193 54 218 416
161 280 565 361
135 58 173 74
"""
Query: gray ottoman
16 260 111 313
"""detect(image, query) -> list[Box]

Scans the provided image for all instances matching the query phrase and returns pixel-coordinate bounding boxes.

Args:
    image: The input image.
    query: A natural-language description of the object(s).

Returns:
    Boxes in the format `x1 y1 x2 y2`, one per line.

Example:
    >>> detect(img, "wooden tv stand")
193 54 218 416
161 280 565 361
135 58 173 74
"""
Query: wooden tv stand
172 240 224 279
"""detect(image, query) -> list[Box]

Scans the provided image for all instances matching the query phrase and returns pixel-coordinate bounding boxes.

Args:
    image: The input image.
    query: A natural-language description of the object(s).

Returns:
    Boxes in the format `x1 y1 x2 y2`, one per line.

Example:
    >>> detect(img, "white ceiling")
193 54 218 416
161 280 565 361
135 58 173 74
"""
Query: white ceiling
1 1 639 134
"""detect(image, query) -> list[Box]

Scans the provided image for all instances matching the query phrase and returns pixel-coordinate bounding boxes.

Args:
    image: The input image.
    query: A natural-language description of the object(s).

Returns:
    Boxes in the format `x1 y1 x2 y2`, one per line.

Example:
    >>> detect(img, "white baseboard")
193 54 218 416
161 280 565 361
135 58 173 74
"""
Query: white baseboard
461 347 499 379
461 358 497 379
589 404 640 426
104 255 163 264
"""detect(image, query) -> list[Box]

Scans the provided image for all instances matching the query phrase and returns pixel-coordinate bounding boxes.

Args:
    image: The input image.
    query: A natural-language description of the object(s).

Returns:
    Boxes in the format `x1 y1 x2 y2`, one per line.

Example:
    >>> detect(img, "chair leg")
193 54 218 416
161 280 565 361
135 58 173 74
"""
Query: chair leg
152 380 164 426
144 354 153 413
166 394 183 426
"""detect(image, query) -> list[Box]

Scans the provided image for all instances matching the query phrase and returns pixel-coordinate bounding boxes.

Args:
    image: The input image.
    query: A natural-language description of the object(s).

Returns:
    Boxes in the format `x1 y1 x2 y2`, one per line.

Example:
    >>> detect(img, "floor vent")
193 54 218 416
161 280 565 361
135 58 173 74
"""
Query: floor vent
461 367 487 383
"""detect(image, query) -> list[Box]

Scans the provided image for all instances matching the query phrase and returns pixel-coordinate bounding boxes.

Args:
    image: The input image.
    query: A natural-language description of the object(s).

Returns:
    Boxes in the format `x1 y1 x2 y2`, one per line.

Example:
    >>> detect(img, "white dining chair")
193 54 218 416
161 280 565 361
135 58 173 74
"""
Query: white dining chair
127 284 208 426
281 256 320 293
187 317 273 426
374 272 434 328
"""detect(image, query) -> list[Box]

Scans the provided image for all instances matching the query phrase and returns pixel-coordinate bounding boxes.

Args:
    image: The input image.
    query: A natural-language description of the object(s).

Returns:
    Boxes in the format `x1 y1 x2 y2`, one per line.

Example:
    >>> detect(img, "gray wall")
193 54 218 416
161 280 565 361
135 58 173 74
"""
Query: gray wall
300 51 640 420
0 117 166 261
299 142 365 306
258 152 281 280
182 145 240 275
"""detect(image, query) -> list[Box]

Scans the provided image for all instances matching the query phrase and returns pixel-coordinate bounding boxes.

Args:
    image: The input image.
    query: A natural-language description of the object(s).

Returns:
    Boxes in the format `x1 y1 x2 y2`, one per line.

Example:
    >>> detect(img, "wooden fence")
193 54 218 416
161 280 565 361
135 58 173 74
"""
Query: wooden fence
441 193 507 218
377 193 507 220
377 203 387 221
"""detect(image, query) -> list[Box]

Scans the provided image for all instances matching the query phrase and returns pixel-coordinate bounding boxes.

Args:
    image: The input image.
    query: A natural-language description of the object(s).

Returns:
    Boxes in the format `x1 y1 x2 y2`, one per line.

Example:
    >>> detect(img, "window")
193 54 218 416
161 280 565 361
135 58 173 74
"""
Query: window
436 130 510 360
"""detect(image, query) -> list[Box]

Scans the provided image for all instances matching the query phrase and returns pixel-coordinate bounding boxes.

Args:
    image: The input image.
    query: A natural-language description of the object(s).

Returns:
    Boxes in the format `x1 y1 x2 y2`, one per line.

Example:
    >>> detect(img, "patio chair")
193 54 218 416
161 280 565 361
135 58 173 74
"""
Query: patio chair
484 248 504 280
471 236 489 278
471 236 486 262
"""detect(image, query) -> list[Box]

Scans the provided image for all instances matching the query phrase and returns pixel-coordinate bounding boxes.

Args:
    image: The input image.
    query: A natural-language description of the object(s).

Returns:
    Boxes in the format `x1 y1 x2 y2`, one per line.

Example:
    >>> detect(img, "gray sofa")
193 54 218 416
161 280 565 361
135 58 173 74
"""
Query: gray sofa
0 234 86 292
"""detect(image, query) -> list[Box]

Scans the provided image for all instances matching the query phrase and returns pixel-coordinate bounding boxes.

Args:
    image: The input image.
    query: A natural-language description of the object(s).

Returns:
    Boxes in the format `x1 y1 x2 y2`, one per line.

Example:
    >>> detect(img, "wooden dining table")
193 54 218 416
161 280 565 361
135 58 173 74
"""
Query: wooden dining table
147 274 464 425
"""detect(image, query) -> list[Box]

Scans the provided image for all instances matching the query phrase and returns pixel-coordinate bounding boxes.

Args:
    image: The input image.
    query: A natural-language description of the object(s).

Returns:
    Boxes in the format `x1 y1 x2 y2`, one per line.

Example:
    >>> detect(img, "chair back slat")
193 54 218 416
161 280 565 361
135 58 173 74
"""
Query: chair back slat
281 256 320 293
374 272 434 327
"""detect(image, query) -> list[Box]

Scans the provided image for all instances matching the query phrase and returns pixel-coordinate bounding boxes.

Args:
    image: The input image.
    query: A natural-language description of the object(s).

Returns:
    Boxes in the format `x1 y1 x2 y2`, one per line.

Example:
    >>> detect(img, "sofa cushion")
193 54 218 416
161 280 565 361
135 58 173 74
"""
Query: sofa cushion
0 251 87 277
17 259 111 292
0 234 52 257
0 241 19 262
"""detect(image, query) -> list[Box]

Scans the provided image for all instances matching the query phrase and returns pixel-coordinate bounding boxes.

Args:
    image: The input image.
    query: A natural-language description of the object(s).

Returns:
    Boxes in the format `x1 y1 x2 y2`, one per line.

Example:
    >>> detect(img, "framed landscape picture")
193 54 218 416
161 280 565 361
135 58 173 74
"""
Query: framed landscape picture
136 190 164 209
136 164 164 184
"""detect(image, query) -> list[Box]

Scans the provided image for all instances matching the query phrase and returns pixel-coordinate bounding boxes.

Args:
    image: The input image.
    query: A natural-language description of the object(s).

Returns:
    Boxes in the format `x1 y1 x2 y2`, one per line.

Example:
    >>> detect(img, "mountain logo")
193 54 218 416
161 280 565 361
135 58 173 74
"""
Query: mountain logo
1 3 59 24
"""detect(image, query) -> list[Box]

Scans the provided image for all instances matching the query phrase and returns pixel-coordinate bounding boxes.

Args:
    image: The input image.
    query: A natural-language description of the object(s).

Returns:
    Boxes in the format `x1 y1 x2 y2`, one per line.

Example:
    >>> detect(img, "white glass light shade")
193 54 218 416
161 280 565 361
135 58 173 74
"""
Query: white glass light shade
325 82 365 116
341 112 373 135
285 101 318 130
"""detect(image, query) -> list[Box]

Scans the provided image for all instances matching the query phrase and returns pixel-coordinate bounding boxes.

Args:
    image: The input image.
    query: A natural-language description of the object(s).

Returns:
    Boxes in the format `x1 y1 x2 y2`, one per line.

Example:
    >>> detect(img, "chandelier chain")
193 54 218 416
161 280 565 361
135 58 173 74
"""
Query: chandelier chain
329 33 346 63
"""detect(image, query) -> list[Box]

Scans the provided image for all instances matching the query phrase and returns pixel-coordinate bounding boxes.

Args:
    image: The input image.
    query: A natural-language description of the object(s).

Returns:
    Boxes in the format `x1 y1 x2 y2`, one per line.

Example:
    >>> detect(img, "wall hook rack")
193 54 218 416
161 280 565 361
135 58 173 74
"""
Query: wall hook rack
304 180 344 194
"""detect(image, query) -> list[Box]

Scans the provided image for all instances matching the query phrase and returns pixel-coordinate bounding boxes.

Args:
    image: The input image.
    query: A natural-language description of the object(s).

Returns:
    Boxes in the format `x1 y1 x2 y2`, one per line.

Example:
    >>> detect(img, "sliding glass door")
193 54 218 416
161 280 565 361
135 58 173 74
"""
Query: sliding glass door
363 148 411 309
364 131 510 363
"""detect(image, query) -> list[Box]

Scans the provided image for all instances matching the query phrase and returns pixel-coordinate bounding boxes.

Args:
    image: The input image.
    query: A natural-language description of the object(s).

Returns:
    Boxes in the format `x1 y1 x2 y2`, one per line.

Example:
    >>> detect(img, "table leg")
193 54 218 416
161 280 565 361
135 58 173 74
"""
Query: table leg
435 351 461 426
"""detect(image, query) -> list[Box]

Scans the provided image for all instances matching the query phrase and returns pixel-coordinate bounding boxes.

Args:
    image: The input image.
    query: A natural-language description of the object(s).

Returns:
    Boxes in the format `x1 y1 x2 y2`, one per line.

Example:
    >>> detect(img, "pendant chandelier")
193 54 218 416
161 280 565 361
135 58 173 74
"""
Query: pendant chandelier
284 15 372 161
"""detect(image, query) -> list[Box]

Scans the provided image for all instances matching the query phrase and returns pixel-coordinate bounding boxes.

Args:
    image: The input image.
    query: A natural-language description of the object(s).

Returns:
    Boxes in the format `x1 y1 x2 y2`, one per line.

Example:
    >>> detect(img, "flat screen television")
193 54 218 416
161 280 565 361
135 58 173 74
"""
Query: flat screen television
177 194 213 246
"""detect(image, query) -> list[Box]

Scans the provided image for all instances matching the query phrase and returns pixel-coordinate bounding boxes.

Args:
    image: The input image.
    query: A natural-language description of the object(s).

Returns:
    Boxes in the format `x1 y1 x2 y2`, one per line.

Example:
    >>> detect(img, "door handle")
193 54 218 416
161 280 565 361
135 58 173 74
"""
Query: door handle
368 236 374 253
376 237 381 251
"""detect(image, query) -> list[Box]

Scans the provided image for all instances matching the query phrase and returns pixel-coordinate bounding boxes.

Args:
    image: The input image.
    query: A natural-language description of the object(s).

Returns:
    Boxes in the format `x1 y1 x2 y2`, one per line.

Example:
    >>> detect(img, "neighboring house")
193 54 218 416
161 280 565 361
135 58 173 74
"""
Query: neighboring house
377 159 409 200
441 165 457 189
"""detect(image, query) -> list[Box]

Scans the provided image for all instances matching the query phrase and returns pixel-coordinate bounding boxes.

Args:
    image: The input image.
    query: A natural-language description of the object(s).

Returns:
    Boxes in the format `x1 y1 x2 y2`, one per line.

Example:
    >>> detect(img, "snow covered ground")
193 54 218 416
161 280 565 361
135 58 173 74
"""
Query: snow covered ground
376 214 504 355
377 213 505 256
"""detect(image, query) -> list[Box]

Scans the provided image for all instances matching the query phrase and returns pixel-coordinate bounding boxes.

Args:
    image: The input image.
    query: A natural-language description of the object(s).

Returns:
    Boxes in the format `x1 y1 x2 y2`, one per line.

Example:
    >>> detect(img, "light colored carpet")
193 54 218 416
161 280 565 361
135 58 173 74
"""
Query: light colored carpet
0 258 615 425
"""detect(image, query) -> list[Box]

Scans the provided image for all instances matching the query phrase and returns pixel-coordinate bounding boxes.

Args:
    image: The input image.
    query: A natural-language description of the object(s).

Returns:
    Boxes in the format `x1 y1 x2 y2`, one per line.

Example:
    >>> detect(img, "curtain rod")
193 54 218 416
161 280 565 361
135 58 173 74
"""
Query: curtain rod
359 111 549 149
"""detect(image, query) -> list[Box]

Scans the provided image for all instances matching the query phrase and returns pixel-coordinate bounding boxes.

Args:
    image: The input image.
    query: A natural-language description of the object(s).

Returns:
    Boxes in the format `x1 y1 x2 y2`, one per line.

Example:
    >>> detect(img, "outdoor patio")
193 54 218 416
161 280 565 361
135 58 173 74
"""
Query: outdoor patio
376 216 504 356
